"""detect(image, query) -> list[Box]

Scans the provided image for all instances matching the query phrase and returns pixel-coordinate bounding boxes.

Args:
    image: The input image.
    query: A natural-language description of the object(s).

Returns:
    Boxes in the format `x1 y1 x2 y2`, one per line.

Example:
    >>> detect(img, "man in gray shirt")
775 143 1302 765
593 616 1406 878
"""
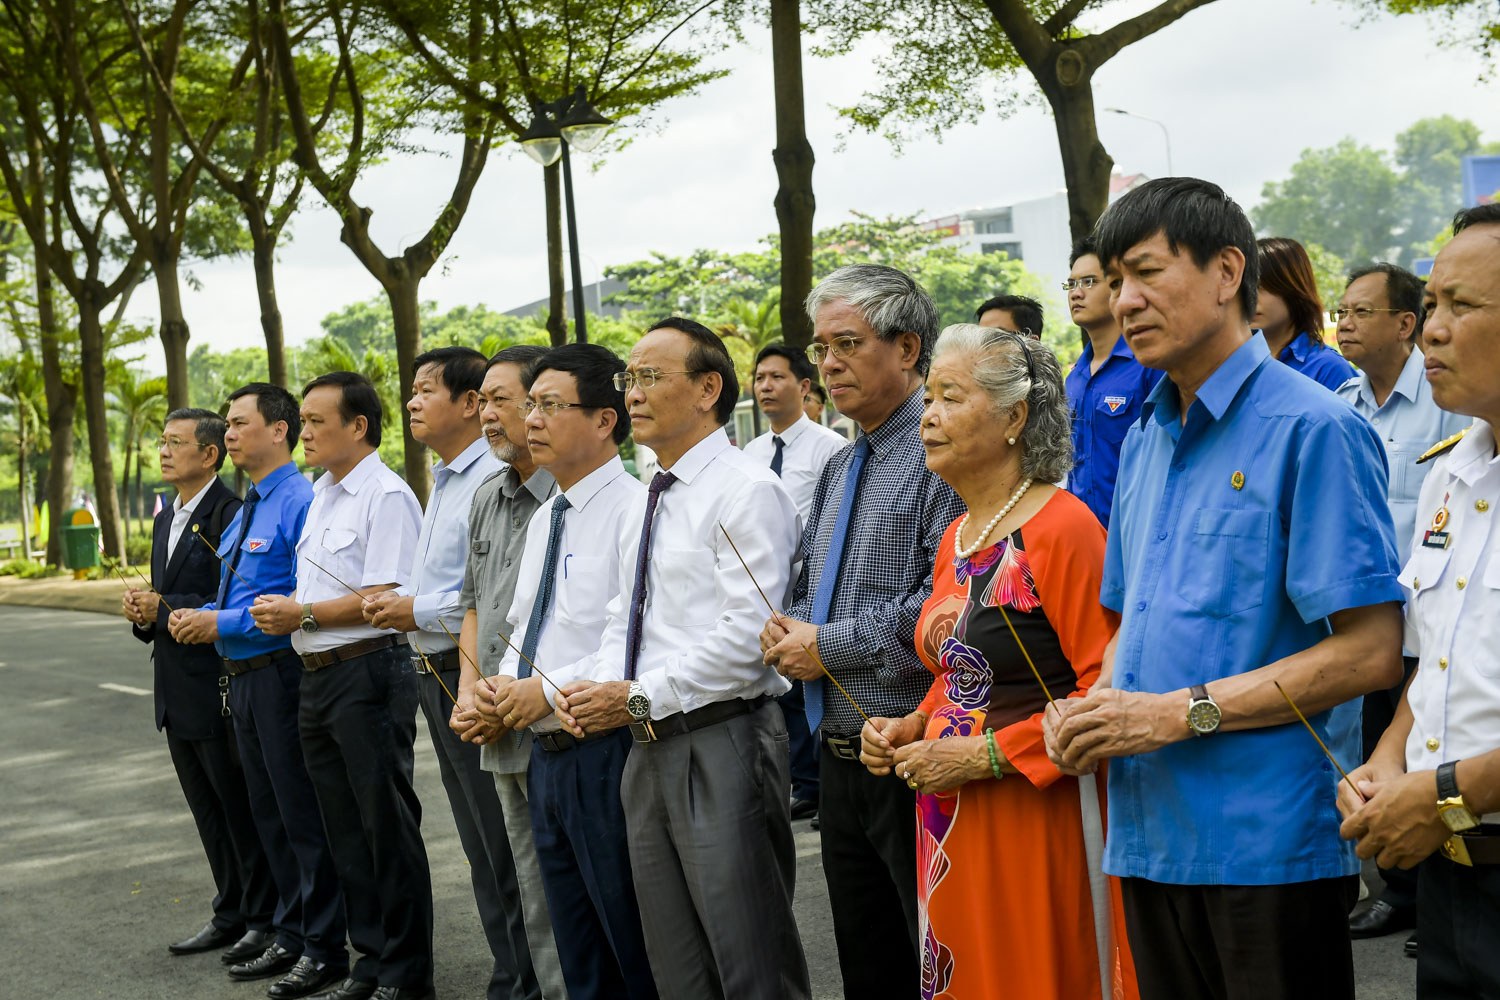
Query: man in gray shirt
454 345 566 999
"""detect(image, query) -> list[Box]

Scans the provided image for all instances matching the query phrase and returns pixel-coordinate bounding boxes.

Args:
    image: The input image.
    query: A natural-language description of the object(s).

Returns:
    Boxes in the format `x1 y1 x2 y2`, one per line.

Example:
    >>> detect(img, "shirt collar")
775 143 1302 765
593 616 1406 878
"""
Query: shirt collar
864 385 925 457
254 461 301 499
1390 347 1426 404
173 479 213 515
770 413 813 446
1144 333 1270 426
663 427 733 485
1276 329 1323 363
1074 333 1136 369
500 463 557 503
1448 419 1496 487
314 449 384 496
434 436 490 480
561 455 627 513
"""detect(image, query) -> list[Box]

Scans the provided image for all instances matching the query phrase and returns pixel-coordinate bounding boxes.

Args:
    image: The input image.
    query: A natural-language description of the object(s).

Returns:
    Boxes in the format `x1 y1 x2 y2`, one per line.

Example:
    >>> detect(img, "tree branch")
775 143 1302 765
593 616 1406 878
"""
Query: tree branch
1088 0 1219 67
1042 0 1093 38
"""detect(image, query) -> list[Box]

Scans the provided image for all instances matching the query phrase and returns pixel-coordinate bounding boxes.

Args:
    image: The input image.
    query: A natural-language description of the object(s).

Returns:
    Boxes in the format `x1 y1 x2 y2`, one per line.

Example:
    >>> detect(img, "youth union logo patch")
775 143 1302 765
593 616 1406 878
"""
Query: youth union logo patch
246 538 269 553
1104 395 1127 413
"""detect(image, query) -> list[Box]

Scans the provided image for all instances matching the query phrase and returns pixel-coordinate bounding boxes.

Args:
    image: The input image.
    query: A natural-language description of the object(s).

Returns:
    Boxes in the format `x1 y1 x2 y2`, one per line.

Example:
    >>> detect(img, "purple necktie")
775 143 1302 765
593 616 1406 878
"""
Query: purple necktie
624 471 677 680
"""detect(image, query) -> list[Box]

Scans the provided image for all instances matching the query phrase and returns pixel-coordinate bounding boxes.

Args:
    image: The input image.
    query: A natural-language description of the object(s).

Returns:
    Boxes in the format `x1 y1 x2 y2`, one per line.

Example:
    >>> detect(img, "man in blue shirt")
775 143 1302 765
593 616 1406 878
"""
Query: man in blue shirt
169 383 348 1000
1044 178 1405 1000
1062 236 1162 526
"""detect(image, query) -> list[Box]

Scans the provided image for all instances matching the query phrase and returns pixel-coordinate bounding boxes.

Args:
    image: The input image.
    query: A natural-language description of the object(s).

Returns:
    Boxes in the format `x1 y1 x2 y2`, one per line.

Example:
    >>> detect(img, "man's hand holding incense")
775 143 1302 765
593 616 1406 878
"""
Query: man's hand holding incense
555 680 631 737
169 608 220 644
762 617 823 682
495 677 553 732
250 594 301 635
122 588 146 626
1049 687 1185 773
1339 767 1449 870
461 676 506 745
362 591 418 632
448 691 489 743
131 590 160 625
1336 759 1403 820
860 714 925 776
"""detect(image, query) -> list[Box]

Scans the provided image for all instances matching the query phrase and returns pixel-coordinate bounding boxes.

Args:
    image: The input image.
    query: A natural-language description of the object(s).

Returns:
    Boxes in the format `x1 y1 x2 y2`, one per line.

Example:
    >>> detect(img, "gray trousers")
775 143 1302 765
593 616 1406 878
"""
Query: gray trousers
621 699 811 1000
492 766 569 1000
417 668 536 1000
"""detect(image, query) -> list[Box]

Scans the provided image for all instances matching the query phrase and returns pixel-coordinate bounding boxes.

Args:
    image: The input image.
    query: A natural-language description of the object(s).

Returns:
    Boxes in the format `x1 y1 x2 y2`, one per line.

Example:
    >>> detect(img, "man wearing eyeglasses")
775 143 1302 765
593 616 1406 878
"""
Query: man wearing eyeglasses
1062 236 1163 527
1334 263 1469 948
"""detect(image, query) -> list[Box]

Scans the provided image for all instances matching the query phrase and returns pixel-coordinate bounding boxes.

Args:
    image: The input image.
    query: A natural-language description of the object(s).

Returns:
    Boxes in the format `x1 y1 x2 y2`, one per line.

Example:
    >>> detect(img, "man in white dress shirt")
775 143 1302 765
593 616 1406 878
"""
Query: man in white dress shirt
554 319 811 1000
1338 203 1500 998
361 347 535 1000
474 344 656 1000
248 371 429 1000
741 343 844 822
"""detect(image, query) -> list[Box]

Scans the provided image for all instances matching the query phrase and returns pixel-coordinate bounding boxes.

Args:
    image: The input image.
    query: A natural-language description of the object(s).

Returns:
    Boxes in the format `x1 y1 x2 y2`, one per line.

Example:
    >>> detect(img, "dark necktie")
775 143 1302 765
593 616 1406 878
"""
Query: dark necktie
518 495 570 678
217 486 259 608
804 437 870 730
770 435 785 478
624 471 677 681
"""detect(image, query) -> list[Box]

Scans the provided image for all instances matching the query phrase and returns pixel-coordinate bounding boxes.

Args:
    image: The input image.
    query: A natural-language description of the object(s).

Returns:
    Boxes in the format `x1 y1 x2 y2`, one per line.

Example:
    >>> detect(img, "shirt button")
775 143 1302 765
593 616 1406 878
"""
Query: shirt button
1136 601 1147 611
1173 462 1185 472
1413 578 1421 589
1372 417 1381 426
505 558 513 568
1439 657 1449 670
1478 499 1491 513
1457 577 1467 590
1426 737 1440 752
1157 531 1167 540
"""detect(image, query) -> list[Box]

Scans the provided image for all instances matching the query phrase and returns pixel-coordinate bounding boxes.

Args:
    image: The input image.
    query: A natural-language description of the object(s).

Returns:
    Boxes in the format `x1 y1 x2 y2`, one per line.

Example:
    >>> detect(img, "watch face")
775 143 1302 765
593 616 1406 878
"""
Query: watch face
300 616 318 633
1439 801 1479 833
1187 699 1221 734
626 692 650 721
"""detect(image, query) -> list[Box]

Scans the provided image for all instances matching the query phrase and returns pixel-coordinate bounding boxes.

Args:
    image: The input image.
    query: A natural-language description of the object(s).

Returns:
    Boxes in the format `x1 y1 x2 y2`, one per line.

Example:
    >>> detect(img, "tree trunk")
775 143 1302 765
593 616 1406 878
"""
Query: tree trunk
16 413 28 556
770 0 816 351
78 292 125 560
155 253 192 407
1033 51 1112 242
133 439 144 542
386 278 431 502
544 161 566 347
34 243 75 567
120 426 132 544
249 215 288 387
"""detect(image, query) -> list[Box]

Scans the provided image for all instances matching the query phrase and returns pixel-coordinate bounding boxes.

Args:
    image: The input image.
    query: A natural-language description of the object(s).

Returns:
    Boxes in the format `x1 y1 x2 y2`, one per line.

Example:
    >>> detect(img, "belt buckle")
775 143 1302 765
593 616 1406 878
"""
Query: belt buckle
1442 835 1475 867
629 720 657 744
826 735 860 762
411 654 431 675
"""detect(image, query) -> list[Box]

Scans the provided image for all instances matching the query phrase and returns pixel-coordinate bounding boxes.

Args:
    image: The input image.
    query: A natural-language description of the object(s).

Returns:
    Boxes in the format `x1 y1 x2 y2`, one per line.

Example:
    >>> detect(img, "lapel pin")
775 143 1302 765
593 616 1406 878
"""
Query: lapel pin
1231 471 1245 491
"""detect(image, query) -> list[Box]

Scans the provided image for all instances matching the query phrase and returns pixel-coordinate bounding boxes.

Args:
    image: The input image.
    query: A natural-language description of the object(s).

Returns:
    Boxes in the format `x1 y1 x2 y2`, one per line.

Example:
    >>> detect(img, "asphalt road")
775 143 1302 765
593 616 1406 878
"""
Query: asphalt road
0 605 1412 999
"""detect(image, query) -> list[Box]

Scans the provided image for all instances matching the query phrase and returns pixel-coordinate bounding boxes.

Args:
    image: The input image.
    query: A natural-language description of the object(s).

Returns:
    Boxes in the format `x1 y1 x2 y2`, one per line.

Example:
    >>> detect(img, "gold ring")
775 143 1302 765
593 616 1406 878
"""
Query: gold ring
907 779 919 791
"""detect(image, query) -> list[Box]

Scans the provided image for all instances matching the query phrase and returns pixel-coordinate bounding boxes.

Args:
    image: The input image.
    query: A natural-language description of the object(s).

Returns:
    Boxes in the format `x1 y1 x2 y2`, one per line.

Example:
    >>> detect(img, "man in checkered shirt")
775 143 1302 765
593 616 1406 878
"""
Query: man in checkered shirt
761 263 964 999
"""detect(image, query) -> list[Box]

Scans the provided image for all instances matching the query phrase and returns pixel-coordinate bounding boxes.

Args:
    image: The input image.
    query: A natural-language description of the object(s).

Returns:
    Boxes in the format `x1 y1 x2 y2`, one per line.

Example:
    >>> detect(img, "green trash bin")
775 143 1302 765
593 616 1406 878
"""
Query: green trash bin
61 508 101 577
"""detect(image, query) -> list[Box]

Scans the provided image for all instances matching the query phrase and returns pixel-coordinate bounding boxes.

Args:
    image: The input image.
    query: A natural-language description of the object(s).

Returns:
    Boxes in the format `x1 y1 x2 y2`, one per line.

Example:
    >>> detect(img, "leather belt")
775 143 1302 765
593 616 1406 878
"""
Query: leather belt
822 732 862 762
1441 825 1500 867
223 649 293 676
535 729 611 753
301 634 408 672
413 648 461 674
630 695 771 744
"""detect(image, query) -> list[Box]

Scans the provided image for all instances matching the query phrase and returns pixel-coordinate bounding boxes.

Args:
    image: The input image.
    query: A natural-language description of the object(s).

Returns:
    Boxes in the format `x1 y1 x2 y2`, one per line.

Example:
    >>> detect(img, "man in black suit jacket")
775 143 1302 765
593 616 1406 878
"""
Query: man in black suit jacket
124 408 277 963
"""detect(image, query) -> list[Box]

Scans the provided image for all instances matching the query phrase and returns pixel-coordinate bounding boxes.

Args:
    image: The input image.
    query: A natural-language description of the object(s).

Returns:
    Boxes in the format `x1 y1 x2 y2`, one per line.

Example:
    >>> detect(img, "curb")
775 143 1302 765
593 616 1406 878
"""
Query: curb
0 575 127 617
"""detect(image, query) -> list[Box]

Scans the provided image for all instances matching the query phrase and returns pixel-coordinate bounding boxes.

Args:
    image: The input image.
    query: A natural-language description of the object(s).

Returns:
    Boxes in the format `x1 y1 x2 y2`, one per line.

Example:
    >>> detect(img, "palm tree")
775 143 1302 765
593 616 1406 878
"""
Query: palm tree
107 366 168 544
716 293 784 356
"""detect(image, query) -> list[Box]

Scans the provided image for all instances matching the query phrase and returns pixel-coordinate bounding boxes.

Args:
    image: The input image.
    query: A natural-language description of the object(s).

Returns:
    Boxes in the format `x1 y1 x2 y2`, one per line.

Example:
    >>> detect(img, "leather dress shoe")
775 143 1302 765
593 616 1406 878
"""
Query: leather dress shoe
268 956 349 999
790 797 818 821
1349 899 1416 939
370 987 436 1000
229 943 300 981
307 978 377 1000
222 929 277 965
1404 931 1419 959
168 921 243 955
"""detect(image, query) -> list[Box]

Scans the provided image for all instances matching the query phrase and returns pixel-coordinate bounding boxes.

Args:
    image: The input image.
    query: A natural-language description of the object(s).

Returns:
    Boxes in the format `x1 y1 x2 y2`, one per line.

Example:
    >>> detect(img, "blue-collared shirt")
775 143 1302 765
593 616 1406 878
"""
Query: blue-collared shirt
1064 334 1164 527
1275 329 1356 392
205 461 314 660
1335 347 1470 560
1102 333 1403 886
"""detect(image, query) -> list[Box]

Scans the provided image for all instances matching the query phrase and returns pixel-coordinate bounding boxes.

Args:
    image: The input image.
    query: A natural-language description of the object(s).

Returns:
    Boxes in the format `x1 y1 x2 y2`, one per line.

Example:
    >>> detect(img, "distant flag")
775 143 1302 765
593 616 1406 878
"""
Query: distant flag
152 493 164 517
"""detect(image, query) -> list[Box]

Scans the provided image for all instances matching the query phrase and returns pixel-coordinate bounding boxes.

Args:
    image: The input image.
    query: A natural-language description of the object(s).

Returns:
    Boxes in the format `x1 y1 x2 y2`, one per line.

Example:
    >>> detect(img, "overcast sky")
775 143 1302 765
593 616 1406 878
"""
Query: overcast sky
120 0 1499 373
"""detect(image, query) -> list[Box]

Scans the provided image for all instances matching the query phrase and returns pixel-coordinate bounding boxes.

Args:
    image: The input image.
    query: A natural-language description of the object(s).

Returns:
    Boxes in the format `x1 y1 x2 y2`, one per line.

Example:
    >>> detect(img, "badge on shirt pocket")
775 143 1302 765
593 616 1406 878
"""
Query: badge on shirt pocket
1103 395 1128 414
245 538 270 553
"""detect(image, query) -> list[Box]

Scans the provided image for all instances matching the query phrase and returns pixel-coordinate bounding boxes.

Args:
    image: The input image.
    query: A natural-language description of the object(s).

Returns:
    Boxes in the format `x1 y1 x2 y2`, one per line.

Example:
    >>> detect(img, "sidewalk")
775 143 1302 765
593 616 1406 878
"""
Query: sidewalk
0 574 125 616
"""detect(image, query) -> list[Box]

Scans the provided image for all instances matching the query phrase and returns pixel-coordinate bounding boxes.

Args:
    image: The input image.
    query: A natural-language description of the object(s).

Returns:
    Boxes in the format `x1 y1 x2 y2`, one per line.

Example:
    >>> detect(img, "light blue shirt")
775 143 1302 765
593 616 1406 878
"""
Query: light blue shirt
1102 333 1403 885
397 436 501 653
1335 348 1469 561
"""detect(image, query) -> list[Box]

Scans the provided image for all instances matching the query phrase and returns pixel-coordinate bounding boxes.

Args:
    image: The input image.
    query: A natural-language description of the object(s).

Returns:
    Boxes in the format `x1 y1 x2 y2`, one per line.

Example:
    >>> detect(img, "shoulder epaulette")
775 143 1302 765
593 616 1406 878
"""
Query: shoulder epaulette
1417 428 1468 465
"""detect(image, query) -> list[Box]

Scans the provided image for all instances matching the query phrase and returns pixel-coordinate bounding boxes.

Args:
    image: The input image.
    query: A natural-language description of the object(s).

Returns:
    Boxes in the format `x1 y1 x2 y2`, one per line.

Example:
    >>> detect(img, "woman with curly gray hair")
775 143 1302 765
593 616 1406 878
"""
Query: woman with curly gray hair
859 324 1139 999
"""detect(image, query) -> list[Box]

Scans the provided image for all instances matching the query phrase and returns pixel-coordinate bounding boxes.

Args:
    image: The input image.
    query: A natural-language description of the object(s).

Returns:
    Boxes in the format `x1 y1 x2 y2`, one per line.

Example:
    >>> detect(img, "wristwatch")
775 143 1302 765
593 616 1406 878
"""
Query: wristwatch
300 603 319 633
1437 760 1479 833
1186 684 1222 737
626 681 651 722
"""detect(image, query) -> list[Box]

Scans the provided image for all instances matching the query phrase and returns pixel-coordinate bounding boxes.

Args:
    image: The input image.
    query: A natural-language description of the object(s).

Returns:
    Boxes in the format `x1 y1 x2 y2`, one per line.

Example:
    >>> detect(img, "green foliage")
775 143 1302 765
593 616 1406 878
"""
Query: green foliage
1338 0 1500 67
1303 242 1352 319
1 556 62 579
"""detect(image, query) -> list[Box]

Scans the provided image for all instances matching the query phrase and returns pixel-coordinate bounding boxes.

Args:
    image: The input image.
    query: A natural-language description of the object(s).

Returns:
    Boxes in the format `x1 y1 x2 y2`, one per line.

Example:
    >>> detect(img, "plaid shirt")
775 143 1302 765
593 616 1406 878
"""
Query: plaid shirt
788 386 964 734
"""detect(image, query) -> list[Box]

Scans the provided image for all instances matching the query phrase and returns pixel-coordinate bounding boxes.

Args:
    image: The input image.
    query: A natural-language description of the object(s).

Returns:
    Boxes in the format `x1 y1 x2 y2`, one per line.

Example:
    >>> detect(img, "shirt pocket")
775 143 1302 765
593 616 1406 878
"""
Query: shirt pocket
1384 438 1427 506
1180 508 1271 618
652 547 719 627
319 527 361 585
555 555 610 626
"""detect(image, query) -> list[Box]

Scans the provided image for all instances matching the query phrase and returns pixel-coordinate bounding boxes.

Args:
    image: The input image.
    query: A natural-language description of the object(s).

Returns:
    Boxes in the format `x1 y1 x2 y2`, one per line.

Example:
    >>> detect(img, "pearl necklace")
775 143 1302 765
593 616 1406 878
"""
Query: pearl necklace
954 478 1033 560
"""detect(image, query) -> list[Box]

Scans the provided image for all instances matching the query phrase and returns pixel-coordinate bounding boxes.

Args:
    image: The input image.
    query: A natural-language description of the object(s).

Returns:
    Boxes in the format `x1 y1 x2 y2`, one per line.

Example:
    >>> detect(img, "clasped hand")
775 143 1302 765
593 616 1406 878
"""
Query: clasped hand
759 616 823 681
1337 763 1450 870
1043 688 1179 775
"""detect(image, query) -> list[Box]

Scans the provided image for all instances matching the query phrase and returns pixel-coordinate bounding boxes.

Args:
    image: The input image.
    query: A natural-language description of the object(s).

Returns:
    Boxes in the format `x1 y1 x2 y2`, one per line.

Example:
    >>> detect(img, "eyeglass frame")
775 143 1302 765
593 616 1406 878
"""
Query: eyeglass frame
157 435 208 451
1061 276 1102 292
520 399 598 418
611 369 708 392
1330 306 1407 323
805 335 868 365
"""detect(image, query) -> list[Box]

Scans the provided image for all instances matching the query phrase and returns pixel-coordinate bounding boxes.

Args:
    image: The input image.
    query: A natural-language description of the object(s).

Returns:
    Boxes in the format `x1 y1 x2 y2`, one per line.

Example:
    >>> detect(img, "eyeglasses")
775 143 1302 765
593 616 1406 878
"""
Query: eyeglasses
611 369 705 392
1331 306 1405 322
1061 277 1101 291
157 436 207 451
806 336 863 365
520 400 593 418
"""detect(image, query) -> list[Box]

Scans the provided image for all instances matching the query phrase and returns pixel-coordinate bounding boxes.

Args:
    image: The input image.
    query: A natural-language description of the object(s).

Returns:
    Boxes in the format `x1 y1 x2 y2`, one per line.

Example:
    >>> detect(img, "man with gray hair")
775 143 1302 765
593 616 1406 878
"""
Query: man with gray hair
761 263 965 997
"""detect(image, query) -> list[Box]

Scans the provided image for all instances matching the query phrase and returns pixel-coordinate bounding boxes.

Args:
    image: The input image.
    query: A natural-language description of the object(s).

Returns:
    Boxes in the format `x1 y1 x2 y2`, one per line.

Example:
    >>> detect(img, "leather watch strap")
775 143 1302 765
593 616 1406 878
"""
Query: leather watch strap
1437 760 1462 801
1190 684 1208 702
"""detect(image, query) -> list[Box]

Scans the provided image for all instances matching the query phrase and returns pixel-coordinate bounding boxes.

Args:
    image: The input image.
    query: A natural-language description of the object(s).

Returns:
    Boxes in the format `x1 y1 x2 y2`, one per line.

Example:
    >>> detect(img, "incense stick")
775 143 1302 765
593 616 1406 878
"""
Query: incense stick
102 543 175 614
409 635 458 703
300 554 370 605
191 525 254 592
718 522 870 724
481 621 563 694
1274 680 1364 804
995 601 1057 709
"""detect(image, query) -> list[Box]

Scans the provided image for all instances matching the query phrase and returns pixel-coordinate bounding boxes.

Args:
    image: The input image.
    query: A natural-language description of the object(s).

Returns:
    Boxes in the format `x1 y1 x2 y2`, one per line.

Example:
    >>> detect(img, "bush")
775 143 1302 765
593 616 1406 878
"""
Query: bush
125 534 152 566
0 557 63 579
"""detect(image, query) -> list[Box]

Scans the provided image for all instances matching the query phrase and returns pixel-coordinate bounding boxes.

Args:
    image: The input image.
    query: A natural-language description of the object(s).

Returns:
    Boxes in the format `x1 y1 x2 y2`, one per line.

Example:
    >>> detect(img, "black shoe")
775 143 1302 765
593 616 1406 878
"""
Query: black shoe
790 797 818 821
369 987 436 1000
810 812 820 831
222 929 278 965
169 921 243 955
308 978 377 1000
1404 931 1419 959
1349 899 1417 939
268 956 349 999
230 943 300 981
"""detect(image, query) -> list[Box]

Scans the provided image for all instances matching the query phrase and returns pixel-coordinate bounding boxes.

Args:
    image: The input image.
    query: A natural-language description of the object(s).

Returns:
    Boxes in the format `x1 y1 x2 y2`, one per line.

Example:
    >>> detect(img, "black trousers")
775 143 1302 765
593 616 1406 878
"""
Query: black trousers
778 682 819 805
165 726 277 933
818 741 919 999
299 646 433 989
230 653 347 963
417 665 536 1000
1120 876 1359 1000
1417 854 1500 999
1361 655 1421 911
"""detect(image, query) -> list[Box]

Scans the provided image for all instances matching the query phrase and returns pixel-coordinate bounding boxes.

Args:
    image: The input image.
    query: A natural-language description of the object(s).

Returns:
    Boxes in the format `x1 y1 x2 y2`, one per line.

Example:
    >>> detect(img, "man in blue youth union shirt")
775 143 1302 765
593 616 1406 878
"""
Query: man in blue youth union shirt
1043 178 1405 1000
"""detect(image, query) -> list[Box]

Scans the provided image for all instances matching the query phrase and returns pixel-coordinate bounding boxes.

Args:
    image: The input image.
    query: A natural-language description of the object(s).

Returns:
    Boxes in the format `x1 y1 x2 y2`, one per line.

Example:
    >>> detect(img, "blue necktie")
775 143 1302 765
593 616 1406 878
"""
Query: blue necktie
217 486 259 608
804 437 869 731
624 471 677 681
770 436 785 477
518 495 570 678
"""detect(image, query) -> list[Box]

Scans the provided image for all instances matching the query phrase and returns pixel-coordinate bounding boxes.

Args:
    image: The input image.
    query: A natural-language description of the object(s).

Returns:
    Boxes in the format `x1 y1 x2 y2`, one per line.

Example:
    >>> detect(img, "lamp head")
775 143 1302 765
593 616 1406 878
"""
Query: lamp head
521 108 563 167
558 87 613 153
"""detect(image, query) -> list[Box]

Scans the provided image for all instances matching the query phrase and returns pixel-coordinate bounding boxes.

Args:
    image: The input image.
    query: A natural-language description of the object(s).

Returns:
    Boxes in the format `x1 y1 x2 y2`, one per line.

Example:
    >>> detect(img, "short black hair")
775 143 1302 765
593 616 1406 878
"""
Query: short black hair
754 342 816 384
414 345 487 400
164 407 228 471
487 344 549 372
522 343 631 445
1069 235 1100 268
226 382 302 454
1453 203 1500 234
1093 176 1259 323
1348 262 1426 336
302 371 383 447
646 316 739 425
806 383 827 404
974 294 1044 337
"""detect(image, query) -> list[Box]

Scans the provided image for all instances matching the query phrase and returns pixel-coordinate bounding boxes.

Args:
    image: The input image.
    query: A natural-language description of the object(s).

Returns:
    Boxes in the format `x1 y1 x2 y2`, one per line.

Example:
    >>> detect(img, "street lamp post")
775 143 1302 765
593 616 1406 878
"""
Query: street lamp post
521 86 613 343
1104 107 1173 177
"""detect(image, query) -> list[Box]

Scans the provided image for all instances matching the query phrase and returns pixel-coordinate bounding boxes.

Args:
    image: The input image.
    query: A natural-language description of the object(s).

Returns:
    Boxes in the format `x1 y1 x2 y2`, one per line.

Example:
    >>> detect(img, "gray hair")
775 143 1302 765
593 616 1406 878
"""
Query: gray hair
931 323 1073 485
805 263 941 374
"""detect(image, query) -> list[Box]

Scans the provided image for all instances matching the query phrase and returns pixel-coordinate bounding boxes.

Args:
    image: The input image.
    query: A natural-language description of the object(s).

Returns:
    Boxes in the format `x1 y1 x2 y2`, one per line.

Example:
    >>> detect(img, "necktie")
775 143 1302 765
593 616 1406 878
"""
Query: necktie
518 495 570 678
217 486 259 608
804 437 870 731
770 435 785 477
624 471 677 681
